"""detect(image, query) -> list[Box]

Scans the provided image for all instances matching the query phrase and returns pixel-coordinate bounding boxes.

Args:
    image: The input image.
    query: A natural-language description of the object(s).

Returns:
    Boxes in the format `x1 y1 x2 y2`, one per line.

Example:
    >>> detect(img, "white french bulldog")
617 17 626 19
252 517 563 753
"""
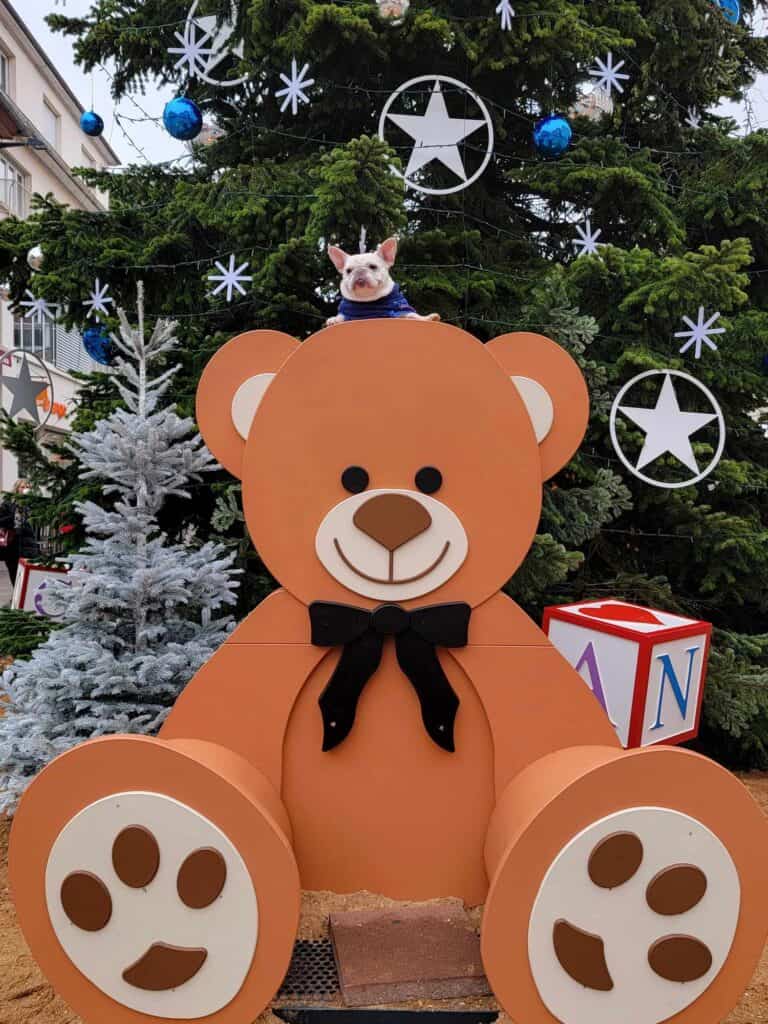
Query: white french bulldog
326 237 440 326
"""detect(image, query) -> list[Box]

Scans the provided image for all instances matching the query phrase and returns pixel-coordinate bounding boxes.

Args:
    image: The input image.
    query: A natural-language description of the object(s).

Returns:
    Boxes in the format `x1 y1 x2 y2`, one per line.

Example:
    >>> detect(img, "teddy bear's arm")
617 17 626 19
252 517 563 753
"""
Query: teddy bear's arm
448 592 621 792
160 589 329 792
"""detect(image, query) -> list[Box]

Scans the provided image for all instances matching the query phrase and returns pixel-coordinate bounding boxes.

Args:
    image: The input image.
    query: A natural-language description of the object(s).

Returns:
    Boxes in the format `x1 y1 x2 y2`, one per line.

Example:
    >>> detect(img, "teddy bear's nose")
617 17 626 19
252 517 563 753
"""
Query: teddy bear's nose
353 493 432 551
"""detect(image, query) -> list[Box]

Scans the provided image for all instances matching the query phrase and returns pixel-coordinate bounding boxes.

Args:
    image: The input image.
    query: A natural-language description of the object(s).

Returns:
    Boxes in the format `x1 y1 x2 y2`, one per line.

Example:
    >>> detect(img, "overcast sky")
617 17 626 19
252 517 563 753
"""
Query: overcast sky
23 0 185 165
19 0 768 167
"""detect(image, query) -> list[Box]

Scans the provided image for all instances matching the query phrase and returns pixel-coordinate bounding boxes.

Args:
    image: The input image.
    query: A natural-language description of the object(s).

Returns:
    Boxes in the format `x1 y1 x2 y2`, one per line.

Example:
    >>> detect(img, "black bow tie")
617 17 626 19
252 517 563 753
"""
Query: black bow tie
309 602 471 753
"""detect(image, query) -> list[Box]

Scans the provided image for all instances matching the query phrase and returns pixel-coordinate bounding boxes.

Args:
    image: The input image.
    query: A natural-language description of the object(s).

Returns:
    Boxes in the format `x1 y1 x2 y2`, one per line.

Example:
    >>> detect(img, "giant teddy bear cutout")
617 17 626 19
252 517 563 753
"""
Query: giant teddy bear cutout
9 319 768 1024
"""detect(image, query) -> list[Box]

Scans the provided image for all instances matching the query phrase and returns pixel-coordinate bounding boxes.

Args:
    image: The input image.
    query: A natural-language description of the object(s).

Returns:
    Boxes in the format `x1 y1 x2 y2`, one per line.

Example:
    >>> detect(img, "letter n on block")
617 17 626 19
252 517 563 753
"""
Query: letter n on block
543 600 712 749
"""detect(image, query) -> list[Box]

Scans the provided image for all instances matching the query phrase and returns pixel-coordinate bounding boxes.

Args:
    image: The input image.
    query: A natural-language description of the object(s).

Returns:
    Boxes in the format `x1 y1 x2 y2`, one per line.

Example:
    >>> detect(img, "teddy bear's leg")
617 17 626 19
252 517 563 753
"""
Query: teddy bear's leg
10 734 300 1024
481 745 768 1024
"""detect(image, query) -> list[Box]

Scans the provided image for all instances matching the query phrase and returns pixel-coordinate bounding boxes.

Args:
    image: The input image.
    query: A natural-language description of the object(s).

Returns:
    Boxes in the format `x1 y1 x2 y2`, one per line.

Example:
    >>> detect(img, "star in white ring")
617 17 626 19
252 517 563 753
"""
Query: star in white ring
378 75 494 196
610 370 725 489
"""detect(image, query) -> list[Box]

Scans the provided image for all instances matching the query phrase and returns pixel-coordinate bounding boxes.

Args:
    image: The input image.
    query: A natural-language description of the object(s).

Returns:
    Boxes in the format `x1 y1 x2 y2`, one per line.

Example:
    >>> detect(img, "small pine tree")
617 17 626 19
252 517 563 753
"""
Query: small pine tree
0 285 239 812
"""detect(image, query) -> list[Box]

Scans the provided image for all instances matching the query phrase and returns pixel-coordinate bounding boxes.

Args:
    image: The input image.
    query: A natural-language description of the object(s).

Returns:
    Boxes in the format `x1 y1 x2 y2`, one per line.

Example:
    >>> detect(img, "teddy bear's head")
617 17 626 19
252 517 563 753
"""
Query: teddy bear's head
197 320 588 609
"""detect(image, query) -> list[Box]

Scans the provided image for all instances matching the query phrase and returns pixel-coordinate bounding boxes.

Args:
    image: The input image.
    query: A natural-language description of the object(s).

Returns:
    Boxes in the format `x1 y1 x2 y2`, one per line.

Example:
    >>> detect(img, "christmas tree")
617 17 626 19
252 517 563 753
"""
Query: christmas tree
0 285 239 811
0 0 766 763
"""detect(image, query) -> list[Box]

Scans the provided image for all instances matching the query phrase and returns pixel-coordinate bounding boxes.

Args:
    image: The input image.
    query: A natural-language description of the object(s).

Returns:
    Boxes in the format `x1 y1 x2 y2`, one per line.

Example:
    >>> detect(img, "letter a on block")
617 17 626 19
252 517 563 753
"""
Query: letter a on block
574 641 616 727
651 646 700 731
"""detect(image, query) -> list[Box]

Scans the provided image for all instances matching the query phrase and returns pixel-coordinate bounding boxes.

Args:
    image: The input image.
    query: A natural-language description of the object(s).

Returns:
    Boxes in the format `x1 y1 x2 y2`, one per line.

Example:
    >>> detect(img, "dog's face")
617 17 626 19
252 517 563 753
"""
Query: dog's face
329 237 398 302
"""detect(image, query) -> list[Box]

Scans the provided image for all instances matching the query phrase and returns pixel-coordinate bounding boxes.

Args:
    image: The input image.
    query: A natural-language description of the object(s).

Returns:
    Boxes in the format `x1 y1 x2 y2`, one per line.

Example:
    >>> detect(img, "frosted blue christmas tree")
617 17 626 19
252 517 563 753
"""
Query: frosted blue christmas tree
0 285 239 812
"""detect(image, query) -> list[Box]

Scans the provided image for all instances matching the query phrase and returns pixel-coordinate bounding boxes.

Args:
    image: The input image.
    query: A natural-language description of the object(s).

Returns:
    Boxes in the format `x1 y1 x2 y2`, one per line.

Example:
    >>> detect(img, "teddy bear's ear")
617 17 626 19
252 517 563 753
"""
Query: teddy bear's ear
196 330 300 479
485 332 590 480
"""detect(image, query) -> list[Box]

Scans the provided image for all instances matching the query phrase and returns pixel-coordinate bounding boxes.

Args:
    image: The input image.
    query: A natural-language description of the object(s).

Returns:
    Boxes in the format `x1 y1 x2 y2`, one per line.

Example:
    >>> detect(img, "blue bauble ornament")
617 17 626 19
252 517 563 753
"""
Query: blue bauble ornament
717 0 740 24
80 110 104 137
163 97 203 141
533 114 573 158
82 325 114 366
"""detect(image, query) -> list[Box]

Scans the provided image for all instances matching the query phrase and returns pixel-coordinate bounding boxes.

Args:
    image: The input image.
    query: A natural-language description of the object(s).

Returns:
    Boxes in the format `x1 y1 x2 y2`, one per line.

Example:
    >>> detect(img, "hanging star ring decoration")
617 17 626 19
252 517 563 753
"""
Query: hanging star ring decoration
588 52 630 97
19 290 57 325
379 75 494 196
170 0 247 87
275 57 315 116
208 254 253 302
83 278 114 321
610 369 725 489
675 307 725 360
573 218 603 257
0 349 55 428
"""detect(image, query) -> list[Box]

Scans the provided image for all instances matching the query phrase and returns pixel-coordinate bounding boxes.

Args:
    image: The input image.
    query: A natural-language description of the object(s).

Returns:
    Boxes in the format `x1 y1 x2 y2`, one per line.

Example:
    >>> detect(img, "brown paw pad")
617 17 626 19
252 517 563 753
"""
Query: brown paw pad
647 865 707 916
113 826 161 889
122 942 209 991
60 871 113 931
588 831 643 889
178 848 228 909
649 936 713 983
553 920 614 991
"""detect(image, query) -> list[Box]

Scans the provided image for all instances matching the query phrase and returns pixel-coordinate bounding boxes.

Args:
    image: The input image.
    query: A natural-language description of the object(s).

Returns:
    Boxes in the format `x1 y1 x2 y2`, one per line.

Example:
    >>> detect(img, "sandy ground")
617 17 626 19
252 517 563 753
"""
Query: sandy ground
1 776 767 1024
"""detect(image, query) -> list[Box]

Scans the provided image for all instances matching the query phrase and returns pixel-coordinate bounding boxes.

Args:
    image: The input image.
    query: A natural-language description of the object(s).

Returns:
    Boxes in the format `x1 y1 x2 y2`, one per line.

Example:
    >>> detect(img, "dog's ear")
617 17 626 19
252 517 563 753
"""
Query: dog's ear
377 237 398 266
328 245 349 272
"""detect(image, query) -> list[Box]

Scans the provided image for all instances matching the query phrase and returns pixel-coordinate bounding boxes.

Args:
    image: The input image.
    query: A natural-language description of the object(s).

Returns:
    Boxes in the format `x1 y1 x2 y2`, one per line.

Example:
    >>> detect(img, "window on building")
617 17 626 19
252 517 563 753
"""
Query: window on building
0 50 10 95
14 315 56 366
41 99 60 149
0 154 27 216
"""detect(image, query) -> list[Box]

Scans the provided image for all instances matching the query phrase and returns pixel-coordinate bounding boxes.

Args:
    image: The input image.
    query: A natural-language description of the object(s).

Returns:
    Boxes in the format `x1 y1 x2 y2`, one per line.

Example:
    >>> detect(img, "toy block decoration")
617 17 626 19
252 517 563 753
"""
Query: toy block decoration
543 599 711 748
9 321 768 1024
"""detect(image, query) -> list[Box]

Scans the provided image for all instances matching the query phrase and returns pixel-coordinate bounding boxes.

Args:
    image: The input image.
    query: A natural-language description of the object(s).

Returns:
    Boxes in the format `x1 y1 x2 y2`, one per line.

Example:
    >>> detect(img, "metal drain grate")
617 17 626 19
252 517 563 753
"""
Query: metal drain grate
278 939 340 1001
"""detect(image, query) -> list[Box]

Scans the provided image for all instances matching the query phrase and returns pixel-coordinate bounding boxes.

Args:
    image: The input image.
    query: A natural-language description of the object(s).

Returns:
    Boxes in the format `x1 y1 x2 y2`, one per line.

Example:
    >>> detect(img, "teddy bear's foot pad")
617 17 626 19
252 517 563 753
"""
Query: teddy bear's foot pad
481 745 768 1024
10 735 300 1024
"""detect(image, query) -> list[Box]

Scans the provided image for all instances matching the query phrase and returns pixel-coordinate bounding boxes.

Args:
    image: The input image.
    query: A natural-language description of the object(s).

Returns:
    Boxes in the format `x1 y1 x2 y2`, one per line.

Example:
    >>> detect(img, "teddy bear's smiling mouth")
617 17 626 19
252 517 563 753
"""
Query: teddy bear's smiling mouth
333 538 451 584
122 942 208 991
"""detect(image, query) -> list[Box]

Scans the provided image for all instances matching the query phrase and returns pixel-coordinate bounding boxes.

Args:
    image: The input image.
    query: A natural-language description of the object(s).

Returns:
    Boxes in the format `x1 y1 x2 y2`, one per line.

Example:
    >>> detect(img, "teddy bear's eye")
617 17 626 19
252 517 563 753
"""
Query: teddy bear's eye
342 466 369 493
415 467 443 494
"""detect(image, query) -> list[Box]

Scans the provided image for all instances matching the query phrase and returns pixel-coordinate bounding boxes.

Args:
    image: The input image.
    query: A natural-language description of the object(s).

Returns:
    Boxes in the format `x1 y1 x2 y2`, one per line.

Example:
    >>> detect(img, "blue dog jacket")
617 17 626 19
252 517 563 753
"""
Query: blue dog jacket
338 284 417 321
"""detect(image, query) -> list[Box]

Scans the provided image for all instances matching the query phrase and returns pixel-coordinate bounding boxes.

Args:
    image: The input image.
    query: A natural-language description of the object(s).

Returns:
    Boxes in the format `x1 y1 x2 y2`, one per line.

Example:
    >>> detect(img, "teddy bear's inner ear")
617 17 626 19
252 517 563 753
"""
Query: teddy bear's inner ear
512 376 555 442
232 374 276 440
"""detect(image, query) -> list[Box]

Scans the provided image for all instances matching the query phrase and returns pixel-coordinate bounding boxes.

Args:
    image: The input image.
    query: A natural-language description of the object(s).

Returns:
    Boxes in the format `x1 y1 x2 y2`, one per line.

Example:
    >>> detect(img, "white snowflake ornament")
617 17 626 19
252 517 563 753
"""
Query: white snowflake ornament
685 108 702 130
275 58 315 116
675 307 725 360
208 254 253 303
83 278 114 321
496 0 515 30
168 21 215 78
20 290 57 324
588 52 630 97
573 218 603 257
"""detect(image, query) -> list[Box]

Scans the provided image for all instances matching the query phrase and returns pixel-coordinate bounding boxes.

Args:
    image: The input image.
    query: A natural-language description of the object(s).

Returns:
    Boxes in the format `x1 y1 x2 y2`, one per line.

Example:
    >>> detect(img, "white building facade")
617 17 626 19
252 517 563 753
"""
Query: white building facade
0 0 119 492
